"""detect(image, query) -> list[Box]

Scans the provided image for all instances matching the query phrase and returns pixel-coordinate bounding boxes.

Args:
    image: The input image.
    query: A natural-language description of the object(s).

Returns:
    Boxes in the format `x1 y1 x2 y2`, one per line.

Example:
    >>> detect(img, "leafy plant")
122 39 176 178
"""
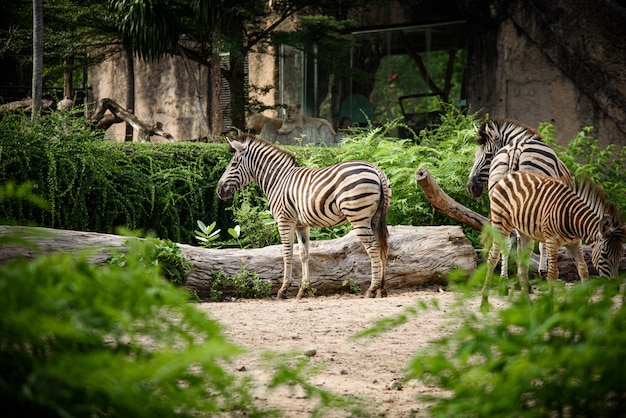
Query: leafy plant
108 235 192 285
541 122 626 215
0 238 270 417
208 261 273 301
195 220 222 248
228 224 243 247
341 278 360 294
229 186 279 248
405 279 626 417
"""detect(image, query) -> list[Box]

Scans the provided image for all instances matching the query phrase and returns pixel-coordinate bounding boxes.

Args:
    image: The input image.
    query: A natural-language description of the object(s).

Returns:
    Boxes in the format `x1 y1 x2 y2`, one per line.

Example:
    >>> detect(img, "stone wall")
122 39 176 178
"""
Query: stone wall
465 1 626 148
88 47 209 142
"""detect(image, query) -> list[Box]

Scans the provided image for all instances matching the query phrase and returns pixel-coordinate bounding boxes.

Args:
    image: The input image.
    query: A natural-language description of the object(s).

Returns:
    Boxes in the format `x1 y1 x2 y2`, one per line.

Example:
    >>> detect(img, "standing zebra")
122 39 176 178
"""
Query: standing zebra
482 170 626 306
467 118 573 278
217 134 391 299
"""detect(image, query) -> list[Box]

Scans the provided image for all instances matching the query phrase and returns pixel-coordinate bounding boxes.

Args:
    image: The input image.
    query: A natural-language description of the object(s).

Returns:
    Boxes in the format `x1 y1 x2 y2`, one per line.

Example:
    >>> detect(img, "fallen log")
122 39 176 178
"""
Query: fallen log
0 225 476 299
0 97 55 117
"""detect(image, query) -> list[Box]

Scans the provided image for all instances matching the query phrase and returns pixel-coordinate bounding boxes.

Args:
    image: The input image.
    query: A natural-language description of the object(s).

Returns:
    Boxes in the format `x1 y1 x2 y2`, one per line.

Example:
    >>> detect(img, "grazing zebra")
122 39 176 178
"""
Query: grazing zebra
217 134 391 299
467 118 572 278
482 170 626 306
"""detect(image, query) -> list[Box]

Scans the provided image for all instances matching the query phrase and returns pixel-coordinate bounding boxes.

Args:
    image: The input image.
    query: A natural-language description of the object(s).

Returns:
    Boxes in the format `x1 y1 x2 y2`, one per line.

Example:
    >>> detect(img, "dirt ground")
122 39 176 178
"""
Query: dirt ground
198 288 507 417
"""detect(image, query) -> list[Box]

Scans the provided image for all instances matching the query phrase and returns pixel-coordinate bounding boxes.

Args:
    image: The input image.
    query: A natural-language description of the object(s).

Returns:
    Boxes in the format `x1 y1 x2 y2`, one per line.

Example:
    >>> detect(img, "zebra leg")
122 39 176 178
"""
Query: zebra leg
565 241 589 282
276 223 295 299
544 240 561 281
482 242 501 309
538 241 548 277
352 225 383 298
499 232 514 280
295 227 311 299
516 235 534 295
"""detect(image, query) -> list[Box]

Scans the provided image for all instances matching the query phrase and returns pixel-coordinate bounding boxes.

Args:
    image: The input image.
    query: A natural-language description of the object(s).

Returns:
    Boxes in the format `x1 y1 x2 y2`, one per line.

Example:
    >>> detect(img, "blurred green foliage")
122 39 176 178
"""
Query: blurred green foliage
0 239 268 417
405 279 626 417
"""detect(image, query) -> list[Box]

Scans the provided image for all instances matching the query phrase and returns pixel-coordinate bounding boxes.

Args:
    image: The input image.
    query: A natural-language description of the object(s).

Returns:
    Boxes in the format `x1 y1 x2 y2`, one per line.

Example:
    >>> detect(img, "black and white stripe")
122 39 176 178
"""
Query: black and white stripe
467 119 570 197
217 134 391 299
482 171 626 306
467 119 572 278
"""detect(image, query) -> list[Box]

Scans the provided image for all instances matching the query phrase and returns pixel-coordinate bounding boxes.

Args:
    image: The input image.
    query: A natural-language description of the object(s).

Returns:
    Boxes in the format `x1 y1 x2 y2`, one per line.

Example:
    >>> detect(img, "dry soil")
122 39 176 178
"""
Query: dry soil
198 288 507 417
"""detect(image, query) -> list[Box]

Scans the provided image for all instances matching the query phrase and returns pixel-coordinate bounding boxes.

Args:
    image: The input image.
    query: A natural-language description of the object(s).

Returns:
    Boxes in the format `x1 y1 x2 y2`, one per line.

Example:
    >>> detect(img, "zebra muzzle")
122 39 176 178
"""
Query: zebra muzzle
217 182 236 200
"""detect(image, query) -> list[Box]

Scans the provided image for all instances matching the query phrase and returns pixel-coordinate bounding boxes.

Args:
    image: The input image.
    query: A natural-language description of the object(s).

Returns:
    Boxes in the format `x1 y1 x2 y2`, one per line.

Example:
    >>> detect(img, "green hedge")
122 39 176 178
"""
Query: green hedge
0 112 234 244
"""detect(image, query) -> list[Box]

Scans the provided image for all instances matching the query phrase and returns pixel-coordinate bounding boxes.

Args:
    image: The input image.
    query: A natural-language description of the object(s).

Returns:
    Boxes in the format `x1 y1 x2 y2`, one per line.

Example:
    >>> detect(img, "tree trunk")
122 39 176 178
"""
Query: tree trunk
124 49 135 142
208 51 223 140
0 225 476 299
63 56 73 100
31 0 44 122
228 53 246 132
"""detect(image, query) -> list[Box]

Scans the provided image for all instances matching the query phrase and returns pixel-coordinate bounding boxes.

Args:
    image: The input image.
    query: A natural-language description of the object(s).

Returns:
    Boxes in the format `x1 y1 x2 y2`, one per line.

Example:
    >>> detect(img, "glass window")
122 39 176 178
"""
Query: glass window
279 21 466 133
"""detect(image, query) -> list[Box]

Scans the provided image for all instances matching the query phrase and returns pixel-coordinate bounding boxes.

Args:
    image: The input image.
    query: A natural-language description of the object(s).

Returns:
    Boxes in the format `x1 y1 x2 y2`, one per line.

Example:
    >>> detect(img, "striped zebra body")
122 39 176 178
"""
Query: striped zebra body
217 134 391 299
482 170 626 306
467 118 572 278
467 119 570 197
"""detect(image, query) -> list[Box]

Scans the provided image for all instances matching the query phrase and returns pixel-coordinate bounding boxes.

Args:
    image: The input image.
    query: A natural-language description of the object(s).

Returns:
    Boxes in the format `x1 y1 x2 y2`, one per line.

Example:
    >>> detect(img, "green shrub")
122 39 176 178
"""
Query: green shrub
0 111 233 244
295 105 487 244
541 122 626 215
0 238 271 417
4 108 622 253
207 261 274 301
405 279 626 417
107 235 193 285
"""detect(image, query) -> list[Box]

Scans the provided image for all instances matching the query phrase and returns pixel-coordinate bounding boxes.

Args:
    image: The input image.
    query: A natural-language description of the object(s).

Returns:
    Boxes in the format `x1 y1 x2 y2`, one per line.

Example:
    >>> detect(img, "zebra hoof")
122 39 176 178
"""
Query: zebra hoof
276 289 288 299
364 290 376 298
376 288 387 298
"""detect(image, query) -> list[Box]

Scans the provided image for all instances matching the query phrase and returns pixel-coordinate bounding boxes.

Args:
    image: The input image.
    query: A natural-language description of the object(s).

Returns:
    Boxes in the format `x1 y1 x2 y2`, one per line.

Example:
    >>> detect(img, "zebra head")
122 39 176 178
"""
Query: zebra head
591 212 626 279
217 136 254 200
466 120 506 197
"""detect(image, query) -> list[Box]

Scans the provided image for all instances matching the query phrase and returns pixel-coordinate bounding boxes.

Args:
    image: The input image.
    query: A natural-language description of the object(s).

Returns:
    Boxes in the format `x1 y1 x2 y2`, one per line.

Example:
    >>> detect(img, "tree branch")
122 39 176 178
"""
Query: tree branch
89 98 174 141
414 167 488 231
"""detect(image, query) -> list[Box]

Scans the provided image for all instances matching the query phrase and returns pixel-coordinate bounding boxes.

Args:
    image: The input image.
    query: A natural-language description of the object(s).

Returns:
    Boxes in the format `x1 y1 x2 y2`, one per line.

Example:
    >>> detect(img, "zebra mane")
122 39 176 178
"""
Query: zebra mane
476 118 543 146
570 176 620 222
234 133 298 164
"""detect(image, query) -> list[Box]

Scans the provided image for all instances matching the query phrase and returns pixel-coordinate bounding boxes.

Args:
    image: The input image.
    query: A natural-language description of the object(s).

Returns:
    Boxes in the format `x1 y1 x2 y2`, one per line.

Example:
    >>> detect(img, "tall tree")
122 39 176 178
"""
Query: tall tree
31 0 43 121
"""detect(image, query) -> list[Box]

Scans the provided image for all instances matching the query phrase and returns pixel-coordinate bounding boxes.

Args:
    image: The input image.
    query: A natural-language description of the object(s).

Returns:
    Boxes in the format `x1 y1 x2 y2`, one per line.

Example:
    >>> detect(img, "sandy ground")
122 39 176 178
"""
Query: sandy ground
197 288 507 417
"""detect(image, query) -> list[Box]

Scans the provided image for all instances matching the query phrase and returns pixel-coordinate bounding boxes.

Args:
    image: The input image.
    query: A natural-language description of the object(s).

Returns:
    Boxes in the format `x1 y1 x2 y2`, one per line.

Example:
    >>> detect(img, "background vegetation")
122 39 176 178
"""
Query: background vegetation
2 106 624 250
0 112 233 244
0 105 488 247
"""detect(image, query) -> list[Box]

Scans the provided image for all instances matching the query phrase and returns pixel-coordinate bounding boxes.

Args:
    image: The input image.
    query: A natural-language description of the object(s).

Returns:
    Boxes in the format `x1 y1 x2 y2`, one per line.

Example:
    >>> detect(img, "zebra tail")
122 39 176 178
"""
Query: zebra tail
375 170 391 270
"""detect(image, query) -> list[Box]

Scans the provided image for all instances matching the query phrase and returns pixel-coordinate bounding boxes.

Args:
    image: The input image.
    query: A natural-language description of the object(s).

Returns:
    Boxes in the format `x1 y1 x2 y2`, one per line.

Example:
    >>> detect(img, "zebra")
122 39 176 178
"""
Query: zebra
216 134 391 299
466 118 573 279
482 170 626 306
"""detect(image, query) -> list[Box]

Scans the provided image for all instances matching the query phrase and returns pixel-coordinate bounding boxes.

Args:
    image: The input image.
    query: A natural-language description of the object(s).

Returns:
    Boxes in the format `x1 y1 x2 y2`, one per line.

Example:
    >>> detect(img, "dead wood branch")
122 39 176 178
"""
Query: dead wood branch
89 98 174 142
415 167 488 231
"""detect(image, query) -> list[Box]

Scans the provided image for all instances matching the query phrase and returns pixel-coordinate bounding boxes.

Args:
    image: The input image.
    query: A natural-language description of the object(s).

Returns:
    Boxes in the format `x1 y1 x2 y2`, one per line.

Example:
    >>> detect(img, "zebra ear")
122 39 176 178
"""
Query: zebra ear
227 138 247 153
599 215 620 236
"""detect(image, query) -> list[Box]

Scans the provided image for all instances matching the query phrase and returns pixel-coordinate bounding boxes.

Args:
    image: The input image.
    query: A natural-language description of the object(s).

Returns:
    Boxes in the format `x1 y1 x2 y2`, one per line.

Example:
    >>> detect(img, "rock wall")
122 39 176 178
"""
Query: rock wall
88 47 209 142
466 1 626 148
